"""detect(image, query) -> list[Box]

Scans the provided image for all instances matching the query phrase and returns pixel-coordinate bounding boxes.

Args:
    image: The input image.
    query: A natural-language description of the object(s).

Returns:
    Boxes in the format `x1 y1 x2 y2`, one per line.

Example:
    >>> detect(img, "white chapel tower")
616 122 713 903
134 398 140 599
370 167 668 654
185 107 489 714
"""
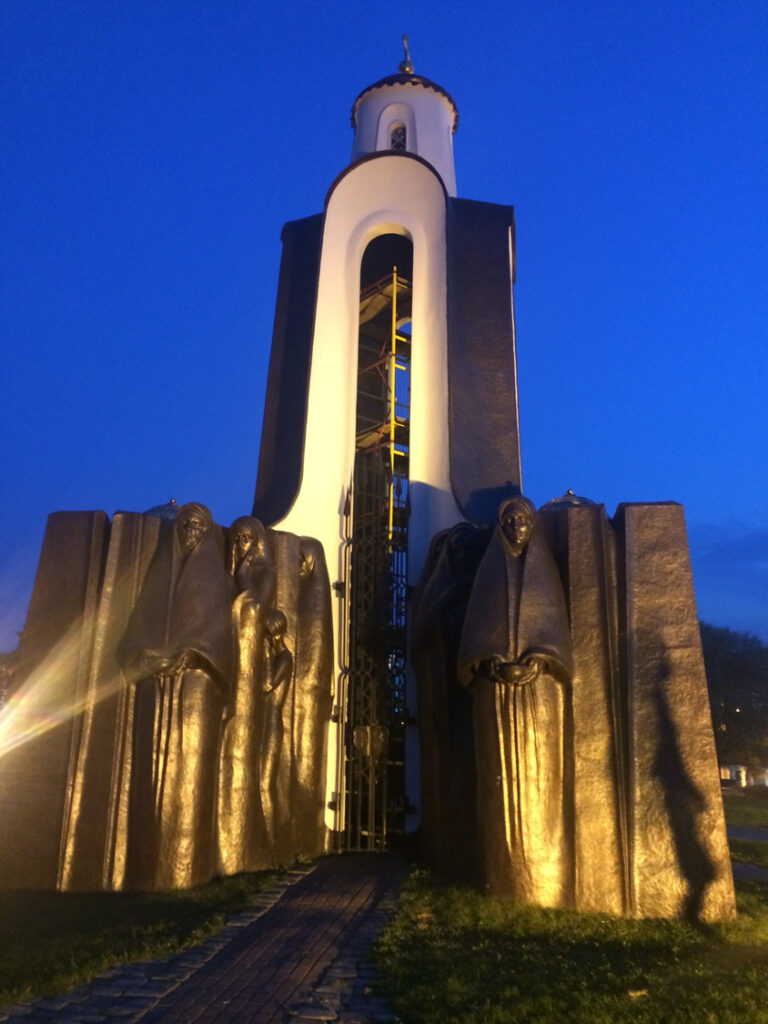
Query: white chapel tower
253 42 522 845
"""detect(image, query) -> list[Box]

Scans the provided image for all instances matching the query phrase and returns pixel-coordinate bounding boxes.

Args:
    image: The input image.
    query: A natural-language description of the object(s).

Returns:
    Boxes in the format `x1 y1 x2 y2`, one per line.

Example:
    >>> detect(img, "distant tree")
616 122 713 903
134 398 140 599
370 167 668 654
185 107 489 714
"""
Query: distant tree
0 649 20 710
700 622 768 770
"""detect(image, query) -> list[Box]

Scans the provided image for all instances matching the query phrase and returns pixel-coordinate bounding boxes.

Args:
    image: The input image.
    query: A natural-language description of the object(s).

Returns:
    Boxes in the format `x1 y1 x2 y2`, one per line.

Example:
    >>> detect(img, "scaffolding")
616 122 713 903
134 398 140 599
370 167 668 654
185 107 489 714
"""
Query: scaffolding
343 268 411 851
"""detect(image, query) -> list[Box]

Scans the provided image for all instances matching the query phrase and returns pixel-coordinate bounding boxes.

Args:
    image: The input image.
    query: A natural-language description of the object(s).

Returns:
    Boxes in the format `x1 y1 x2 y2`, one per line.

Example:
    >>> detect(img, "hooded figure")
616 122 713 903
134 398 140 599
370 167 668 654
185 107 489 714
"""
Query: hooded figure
119 502 233 890
218 516 277 873
458 496 573 905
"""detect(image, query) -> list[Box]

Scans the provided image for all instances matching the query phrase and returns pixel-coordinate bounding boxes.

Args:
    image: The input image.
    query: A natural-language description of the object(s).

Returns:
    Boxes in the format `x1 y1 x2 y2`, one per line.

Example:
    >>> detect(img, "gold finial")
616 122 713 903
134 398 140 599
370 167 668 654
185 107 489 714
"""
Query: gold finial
399 33 414 75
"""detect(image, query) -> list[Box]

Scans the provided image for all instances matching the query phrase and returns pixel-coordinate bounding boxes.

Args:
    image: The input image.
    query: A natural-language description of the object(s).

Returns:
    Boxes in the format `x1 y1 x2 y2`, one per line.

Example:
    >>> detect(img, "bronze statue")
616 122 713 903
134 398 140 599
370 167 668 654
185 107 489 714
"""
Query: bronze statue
119 503 233 890
0 498 733 919
458 496 574 905
260 606 293 853
265 607 293 693
219 516 278 873
289 538 333 855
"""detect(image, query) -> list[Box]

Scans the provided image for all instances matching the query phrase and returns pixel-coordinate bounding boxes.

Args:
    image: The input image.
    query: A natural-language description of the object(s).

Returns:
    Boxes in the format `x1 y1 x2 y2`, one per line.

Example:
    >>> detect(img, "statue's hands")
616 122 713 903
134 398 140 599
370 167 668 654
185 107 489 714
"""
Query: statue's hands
139 649 189 675
490 655 543 686
481 656 504 682
524 659 548 684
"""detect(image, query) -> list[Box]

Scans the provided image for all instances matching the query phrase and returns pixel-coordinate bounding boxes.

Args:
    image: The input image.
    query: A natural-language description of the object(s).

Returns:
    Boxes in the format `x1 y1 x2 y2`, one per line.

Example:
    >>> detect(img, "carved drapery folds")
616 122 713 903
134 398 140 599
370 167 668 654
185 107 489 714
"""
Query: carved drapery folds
119 503 233 890
458 496 574 906
218 515 278 875
0 505 333 892
415 496 735 921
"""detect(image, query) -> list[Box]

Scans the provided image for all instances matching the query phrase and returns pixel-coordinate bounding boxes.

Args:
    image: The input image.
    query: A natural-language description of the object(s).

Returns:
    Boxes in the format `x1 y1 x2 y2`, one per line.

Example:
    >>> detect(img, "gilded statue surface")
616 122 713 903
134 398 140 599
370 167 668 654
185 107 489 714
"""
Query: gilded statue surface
290 538 334 854
1 496 733 920
458 496 573 905
119 503 233 890
260 605 293 854
112 506 331 889
219 516 280 873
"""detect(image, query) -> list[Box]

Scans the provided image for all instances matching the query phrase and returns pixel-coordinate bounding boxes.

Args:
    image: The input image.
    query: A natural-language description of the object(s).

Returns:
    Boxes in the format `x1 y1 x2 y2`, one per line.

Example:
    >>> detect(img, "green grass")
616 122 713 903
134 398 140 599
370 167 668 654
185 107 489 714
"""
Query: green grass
730 839 768 870
722 786 768 828
374 873 768 1024
4 799 768 1021
0 870 276 1007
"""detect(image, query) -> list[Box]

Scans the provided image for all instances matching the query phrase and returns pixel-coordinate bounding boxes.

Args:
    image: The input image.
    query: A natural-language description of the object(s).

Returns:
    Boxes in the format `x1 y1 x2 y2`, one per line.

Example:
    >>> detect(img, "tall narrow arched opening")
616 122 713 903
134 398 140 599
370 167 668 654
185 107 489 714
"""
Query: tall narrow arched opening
343 233 413 851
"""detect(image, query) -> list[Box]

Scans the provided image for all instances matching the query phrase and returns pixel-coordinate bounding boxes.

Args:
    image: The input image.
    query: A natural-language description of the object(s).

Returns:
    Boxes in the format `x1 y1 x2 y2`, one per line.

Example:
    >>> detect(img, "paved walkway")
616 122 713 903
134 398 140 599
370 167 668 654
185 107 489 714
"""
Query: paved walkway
727 825 768 842
8 837 766 1022
727 826 768 882
0 855 409 1024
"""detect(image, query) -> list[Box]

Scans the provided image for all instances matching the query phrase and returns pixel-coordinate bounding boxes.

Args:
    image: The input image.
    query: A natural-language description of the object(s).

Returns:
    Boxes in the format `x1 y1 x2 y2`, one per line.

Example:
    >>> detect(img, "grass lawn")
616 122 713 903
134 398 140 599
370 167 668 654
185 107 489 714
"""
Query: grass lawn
374 873 768 1024
0 870 276 1008
721 786 768 828
730 839 768 870
374 795 768 1024
3 785 768 1018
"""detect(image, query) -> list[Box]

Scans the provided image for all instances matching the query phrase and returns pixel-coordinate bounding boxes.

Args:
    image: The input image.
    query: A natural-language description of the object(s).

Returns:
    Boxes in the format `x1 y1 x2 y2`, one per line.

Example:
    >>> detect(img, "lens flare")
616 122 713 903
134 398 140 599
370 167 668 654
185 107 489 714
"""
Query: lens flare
0 618 125 760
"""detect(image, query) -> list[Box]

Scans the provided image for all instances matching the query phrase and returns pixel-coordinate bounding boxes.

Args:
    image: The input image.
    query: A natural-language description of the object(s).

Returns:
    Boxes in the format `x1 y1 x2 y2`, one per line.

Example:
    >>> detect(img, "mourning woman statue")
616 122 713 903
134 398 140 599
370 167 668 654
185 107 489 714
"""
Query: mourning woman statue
218 516 277 874
458 496 573 906
229 516 277 714
119 502 233 890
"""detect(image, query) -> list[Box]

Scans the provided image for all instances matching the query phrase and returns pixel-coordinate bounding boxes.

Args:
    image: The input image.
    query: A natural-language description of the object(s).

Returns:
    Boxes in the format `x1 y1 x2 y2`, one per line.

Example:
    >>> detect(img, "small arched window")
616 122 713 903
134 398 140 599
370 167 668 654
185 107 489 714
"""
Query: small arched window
390 123 407 151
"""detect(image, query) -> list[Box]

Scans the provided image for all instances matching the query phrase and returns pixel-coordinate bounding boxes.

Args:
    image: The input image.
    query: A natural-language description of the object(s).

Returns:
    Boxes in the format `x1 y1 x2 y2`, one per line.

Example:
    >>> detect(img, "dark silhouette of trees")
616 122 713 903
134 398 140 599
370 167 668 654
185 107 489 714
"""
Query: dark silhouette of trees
701 623 768 770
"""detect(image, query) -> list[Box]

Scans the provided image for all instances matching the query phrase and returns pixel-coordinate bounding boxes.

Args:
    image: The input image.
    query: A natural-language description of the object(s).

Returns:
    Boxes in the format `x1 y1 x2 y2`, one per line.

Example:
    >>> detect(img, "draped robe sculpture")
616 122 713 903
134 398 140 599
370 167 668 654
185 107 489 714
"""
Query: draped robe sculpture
291 538 334 854
219 516 280 872
0 488 733 919
119 503 233 890
116 510 330 884
458 496 573 904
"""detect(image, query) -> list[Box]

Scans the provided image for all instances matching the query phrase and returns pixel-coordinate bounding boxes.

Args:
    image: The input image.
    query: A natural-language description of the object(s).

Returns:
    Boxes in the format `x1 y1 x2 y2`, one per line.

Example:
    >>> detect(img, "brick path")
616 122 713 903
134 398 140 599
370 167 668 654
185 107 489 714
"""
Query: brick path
0 855 408 1024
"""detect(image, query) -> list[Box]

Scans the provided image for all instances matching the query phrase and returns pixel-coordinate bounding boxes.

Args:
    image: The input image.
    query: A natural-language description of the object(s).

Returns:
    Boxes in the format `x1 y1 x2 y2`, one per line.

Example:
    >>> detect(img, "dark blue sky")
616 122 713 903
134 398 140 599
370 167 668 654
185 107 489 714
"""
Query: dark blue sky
2 0 767 649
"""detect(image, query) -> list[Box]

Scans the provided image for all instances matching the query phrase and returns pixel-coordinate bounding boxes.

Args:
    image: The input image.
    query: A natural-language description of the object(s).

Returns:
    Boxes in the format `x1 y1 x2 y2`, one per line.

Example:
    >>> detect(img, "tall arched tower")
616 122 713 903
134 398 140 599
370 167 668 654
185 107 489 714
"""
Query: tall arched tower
253 45 522 847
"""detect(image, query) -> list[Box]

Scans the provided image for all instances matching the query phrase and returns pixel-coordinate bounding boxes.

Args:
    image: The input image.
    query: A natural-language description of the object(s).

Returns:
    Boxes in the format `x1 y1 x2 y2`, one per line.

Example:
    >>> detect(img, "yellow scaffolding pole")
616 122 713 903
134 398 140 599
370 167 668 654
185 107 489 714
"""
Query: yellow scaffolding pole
388 268 398 541
383 266 410 542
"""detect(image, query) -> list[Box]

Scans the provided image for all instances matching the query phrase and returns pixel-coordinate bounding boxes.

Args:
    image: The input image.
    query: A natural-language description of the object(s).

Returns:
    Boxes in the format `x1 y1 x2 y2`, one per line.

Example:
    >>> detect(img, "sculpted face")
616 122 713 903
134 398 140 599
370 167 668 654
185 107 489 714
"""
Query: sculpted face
446 523 476 573
299 550 316 578
266 607 287 641
232 527 256 564
229 517 267 571
177 508 209 554
500 501 534 553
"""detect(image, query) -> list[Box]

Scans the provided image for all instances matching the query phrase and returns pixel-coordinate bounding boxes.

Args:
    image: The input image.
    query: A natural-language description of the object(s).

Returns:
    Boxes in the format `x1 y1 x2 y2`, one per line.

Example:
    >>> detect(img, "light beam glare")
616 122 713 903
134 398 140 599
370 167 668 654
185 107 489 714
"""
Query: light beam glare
0 617 126 760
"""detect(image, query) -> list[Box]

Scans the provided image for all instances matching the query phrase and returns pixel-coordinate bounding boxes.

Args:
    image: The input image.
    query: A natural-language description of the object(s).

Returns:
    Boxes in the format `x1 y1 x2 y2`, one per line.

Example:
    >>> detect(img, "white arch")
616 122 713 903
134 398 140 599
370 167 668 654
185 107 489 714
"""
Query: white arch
271 155 462 831
274 155 461 589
